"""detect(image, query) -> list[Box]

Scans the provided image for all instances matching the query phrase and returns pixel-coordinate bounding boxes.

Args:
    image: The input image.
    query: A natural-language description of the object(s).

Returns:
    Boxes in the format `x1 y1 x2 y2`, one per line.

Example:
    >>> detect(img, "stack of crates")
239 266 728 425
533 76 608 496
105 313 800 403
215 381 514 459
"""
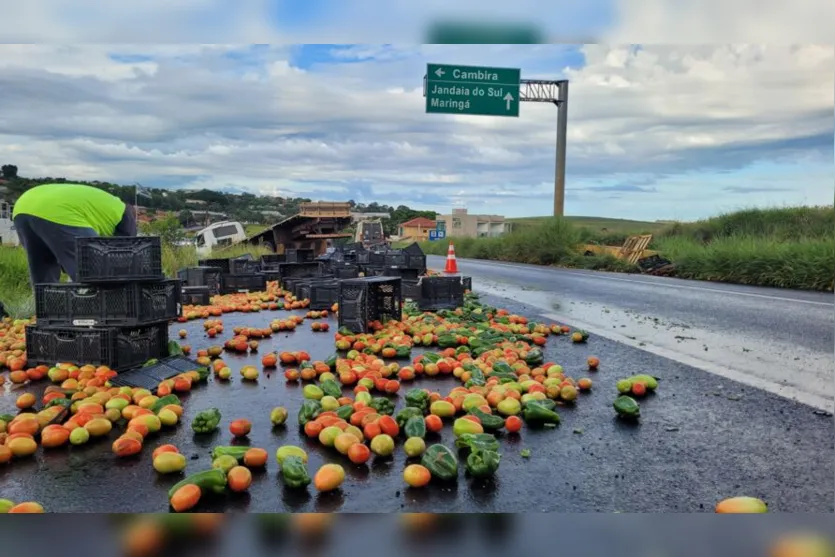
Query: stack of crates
337 277 402 333
28 236 178 372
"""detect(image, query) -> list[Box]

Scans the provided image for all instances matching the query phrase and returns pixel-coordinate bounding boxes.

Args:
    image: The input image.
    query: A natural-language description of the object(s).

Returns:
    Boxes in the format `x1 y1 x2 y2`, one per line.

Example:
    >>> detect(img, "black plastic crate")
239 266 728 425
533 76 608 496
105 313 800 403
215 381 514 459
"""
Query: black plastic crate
285 248 315 263
221 273 267 294
261 270 281 284
406 254 427 272
402 242 424 256
198 258 231 273
177 266 222 295
76 236 163 282
368 250 386 267
402 280 421 300
385 251 407 267
110 355 202 390
261 254 286 265
418 276 465 311
383 267 420 281
182 286 211 305
337 277 402 334
310 281 339 310
25 322 169 371
333 264 360 279
229 258 261 274
355 251 370 265
277 262 323 279
462 276 472 291
35 280 181 327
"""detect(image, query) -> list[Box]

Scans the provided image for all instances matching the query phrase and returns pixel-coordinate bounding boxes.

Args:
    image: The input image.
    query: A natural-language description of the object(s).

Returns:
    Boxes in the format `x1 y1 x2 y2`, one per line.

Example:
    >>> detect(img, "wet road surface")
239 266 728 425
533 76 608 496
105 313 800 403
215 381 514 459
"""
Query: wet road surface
430 255 835 411
1 292 832 512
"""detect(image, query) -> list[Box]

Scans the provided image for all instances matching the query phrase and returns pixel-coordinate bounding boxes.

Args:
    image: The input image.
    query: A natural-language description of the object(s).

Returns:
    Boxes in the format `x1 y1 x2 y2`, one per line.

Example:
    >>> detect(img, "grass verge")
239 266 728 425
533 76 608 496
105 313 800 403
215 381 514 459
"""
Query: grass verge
421 206 835 292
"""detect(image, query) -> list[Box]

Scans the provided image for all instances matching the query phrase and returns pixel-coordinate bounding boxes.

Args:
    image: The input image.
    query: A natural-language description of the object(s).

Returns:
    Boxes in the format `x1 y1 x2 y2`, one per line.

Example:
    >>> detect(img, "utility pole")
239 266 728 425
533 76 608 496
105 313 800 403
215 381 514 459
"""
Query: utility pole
553 80 568 217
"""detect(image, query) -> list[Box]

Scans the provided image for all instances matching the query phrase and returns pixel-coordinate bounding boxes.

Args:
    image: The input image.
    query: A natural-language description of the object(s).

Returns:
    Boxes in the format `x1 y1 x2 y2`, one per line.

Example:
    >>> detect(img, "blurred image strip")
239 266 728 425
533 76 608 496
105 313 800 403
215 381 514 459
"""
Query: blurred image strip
1 514 833 557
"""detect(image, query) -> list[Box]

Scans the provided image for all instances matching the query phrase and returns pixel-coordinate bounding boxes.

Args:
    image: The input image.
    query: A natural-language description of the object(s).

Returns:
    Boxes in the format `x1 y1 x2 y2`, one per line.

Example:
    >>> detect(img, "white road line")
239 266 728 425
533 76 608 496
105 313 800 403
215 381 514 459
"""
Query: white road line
433 256 834 307
541 310 834 413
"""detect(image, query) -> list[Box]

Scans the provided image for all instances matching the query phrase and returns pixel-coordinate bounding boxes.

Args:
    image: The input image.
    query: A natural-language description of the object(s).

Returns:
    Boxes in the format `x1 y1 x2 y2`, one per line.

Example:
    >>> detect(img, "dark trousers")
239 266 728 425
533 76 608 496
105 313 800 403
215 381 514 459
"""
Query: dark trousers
13 214 98 285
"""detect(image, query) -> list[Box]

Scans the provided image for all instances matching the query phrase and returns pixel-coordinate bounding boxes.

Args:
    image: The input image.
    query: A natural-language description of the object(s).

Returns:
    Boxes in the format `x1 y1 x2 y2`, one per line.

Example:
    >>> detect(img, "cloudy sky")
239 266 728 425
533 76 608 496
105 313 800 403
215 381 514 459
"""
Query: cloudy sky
0 34 832 220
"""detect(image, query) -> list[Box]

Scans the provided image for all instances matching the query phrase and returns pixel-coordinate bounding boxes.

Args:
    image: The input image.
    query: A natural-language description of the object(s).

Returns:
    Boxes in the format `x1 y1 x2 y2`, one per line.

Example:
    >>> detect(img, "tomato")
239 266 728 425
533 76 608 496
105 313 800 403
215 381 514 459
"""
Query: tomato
348 443 371 464
504 415 522 433
403 464 431 488
229 419 252 438
424 414 443 433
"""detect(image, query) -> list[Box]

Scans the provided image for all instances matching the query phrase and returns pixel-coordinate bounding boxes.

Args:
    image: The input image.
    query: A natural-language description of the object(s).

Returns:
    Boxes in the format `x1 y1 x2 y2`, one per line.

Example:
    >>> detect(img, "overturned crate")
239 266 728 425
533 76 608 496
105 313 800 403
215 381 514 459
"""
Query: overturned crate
109 355 204 392
309 280 340 310
418 275 465 311
337 277 402 334
277 262 324 281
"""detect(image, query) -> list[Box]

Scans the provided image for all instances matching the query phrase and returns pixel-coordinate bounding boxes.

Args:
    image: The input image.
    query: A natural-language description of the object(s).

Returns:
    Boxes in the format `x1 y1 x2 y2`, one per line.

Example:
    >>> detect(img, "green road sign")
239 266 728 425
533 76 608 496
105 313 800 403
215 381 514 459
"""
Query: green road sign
425 63 521 117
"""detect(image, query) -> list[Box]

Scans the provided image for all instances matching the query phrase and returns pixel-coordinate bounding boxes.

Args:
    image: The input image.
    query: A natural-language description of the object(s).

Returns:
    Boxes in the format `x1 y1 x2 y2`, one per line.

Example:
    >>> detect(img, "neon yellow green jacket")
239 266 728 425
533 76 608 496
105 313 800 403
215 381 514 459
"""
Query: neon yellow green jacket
13 183 126 236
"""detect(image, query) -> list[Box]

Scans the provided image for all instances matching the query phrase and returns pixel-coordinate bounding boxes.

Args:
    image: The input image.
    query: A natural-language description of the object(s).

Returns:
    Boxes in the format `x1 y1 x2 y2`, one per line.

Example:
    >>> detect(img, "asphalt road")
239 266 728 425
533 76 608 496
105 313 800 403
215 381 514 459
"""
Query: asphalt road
1 293 832 513
429 255 835 411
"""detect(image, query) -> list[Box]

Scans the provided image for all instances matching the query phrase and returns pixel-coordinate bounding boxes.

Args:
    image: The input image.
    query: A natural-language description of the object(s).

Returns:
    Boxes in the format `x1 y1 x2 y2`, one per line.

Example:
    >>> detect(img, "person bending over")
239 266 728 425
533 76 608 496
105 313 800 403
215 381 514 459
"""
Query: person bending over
12 183 137 285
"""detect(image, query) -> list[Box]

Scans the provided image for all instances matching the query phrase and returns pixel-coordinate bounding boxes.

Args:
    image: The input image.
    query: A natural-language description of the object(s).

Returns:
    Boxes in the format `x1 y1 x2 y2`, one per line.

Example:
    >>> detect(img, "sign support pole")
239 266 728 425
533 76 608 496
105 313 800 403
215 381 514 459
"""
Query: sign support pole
553 80 568 217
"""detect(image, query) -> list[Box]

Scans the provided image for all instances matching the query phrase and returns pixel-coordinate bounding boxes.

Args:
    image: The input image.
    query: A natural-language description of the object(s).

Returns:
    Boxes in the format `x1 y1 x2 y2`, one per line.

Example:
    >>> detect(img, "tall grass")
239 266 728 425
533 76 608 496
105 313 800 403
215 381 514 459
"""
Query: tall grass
420 217 635 272
0 242 275 319
420 206 835 291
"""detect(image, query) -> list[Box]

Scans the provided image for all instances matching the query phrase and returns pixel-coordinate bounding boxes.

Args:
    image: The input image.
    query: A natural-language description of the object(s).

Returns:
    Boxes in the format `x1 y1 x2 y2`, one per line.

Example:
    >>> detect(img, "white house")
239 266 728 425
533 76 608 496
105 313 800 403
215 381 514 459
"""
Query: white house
0 195 19 246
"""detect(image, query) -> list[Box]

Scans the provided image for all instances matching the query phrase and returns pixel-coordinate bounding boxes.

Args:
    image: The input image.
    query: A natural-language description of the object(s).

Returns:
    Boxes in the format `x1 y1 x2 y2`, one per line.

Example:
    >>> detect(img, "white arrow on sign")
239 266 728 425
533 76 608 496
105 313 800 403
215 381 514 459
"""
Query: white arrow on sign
435 68 445 78
504 92 514 110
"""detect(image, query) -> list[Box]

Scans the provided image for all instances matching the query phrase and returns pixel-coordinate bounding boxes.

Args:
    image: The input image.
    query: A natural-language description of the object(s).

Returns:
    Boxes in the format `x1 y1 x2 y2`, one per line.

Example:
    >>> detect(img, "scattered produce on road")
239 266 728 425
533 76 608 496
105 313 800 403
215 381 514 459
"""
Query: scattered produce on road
0 281 744 513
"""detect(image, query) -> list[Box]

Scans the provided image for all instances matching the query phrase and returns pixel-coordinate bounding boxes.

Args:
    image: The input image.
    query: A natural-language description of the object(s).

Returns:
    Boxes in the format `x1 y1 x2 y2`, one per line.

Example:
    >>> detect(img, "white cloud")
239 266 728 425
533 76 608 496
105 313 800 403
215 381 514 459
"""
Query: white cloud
0 44 831 220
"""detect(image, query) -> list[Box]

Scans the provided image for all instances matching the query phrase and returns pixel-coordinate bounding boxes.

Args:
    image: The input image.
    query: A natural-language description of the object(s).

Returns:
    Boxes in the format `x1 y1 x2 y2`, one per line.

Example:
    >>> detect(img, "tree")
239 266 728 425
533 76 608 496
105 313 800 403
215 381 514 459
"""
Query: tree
178 209 195 227
140 215 185 245
1 164 18 179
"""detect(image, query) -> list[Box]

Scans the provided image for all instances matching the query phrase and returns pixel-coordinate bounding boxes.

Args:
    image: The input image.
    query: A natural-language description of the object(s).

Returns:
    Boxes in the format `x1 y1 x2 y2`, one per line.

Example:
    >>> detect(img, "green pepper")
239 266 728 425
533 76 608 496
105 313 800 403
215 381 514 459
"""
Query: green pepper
468 408 504 431
44 397 72 410
324 353 338 368
396 406 424 429
613 396 640 419
404 415 426 439
454 433 500 453
336 404 354 421
523 348 544 366
337 327 354 336
491 361 515 376
167 468 227 499
455 345 471 354
211 446 249 462
298 400 322 426
421 444 459 481
369 397 395 416
395 345 411 358
0 414 14 423
151 394 181 414
404 389 429 414
464 366 486 388
421 353 442 364
521 403 561 426
465 449 501 478
168 341 184 357
524 399 557 412
191 408 222 433
320 379 342 399
437 335 458 348
280 456 311 489
194 366 210 382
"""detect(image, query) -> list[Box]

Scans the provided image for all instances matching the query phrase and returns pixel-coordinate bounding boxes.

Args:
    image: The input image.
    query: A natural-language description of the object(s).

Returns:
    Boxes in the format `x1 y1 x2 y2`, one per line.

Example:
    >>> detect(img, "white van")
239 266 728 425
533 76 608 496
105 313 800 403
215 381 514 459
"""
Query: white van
195 221 247 256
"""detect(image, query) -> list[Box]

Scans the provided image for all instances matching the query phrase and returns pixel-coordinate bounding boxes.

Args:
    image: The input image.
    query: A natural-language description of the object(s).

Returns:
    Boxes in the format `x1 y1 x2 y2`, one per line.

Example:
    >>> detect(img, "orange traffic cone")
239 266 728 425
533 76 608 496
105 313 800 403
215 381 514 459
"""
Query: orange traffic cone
444 242 458 274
